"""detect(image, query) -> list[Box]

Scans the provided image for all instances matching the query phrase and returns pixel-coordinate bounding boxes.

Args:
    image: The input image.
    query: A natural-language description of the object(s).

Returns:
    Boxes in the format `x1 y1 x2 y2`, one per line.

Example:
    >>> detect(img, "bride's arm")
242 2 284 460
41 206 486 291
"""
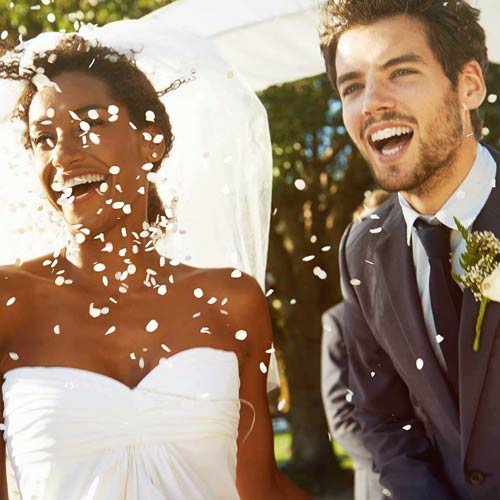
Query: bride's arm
230 275 310 500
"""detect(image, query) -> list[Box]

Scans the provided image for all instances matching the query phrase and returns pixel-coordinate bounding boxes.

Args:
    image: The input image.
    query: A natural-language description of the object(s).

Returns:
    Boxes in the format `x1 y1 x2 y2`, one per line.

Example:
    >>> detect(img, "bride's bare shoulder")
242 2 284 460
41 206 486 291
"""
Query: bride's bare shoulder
175 263 263 302
0 253 55 293
174 263 271 340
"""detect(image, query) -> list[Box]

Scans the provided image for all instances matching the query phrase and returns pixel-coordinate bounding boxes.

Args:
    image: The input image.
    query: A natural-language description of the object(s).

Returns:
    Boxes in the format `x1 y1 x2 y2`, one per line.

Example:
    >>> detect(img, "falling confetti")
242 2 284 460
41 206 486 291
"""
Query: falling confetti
146 319 159 333
350 279 362 286
231 270 242 278
207 297 217 305
370 227 383 234
6 297 15 307
277 399 286 412
89 303 101 318
436 335 444 344
194 288 204 298
402 424 412 431
105 326 116 336
345 390 354 403
302 255 315 262
93 263 106 272
313 266 327 280
161 344 171 352
294 179 306 191
53 325 61 335
8 352 19 361
259 362 268 374
109 165 120 175
157 285 167 296
416 358 424 370
235 330 248 341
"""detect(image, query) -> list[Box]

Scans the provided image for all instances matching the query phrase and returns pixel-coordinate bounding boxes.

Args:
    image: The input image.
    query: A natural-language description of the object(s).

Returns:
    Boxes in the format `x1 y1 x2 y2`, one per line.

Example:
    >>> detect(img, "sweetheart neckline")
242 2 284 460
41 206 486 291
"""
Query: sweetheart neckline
3 346 238 391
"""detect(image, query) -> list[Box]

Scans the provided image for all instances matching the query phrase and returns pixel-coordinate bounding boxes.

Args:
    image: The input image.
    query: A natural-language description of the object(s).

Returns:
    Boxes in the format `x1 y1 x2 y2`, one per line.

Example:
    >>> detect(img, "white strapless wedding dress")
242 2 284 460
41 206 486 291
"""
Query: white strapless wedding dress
2 347 241 500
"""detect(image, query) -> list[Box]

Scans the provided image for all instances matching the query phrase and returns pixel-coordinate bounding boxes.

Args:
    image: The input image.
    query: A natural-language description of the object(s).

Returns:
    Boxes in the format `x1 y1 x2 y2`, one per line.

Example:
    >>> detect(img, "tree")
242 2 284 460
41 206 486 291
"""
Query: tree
260 74 373 495
0 0 172 42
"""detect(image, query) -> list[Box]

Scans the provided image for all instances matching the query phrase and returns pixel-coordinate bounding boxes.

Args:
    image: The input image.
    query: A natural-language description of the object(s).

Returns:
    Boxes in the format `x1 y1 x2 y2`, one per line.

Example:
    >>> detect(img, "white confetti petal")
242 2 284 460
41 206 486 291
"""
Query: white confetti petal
302 255 315 262
53 324 61 335
259 362 268 374
402 424 412 431
350 279 362 286
161 344 171 352
231 270 242 278
207 297 217 305
346 390 354 403
109 165 120 175
105 326 116 336
93 263 106 272
416 358 424 370
158 285 167 296
370 227 383 234
235 330 248 341
89 303 101 318
6 297 16 307
294 179 306 191
55 276 65 286
146 319 159 333
8 352 19 361
436 334 444 344
194 288 204 298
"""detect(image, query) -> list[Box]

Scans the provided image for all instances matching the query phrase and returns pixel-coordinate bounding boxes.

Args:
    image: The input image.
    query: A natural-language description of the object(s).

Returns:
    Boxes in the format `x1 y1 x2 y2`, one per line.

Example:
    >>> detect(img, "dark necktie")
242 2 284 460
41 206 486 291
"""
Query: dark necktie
415 220 462 398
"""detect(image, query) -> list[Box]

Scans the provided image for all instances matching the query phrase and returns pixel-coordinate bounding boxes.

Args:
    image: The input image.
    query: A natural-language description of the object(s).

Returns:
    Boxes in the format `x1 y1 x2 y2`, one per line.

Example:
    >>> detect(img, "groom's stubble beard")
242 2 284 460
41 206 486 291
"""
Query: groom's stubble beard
360 88 464 197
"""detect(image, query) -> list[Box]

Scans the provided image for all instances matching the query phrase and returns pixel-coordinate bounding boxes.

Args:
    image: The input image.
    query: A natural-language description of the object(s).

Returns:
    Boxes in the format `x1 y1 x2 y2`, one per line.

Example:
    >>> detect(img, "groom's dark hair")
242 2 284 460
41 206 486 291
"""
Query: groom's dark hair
319 0 488 140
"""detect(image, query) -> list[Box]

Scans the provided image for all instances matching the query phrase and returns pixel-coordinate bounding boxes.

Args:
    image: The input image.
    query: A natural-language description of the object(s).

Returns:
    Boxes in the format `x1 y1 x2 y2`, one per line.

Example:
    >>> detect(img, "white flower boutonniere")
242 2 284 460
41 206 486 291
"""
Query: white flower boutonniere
453 217 500 351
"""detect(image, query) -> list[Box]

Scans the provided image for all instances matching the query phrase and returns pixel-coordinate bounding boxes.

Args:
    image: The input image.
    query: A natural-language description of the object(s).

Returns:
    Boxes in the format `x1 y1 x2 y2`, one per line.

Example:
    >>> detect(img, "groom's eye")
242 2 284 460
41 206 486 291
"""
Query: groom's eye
391 68 415 78
342 83 362 97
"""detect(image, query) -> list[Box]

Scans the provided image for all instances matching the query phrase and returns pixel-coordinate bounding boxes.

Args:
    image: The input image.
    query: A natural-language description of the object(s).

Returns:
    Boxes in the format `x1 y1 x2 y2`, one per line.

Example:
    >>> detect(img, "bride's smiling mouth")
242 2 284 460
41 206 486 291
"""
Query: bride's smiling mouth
51 172 109 205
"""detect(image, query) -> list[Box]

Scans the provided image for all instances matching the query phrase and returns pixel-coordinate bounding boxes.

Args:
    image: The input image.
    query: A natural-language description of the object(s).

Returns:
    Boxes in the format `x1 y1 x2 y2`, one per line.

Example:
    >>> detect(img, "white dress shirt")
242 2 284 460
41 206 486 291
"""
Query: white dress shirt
398 144 497 369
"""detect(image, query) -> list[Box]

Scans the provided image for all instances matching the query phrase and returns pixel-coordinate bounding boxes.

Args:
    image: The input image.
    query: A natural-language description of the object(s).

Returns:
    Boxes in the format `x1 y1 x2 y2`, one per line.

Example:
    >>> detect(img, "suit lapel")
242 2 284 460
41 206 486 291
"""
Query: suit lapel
460 146 500 456
374 204 460 435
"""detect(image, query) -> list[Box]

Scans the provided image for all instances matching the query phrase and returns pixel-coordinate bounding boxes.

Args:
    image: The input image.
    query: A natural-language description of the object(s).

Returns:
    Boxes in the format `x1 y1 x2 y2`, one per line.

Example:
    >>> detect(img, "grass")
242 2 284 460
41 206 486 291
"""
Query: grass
274 431 354 470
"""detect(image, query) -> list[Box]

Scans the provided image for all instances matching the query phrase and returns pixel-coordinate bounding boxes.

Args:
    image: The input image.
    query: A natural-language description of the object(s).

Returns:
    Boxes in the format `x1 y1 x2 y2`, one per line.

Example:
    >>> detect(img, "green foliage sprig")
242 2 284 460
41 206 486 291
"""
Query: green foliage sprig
453 217 500 351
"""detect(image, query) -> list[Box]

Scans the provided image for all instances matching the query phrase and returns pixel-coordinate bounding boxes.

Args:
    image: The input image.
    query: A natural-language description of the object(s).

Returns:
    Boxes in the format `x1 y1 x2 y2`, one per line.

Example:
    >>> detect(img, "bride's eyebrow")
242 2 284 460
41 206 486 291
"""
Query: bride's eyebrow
73 104 109 115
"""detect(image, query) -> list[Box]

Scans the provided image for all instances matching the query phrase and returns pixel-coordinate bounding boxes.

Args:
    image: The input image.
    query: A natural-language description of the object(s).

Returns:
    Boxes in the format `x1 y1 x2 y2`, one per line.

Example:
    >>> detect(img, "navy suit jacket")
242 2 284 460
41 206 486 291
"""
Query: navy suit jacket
340 146 500 499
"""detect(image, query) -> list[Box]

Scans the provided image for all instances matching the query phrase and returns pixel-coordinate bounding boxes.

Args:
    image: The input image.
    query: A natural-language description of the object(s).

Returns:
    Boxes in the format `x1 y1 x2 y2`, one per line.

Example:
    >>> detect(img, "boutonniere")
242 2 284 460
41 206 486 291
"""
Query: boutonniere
453 217 500 351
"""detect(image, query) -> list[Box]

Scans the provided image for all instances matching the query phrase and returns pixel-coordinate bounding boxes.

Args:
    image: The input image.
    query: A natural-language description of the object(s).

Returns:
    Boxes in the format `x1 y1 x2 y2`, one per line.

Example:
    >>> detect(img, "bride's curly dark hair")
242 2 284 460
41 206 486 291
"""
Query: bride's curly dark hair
0 35 184 226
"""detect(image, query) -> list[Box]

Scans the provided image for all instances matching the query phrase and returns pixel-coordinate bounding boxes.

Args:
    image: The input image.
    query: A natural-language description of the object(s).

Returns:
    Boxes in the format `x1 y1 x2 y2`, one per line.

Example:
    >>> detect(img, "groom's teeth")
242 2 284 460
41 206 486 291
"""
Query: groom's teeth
382 144 404 156
371 126 412 143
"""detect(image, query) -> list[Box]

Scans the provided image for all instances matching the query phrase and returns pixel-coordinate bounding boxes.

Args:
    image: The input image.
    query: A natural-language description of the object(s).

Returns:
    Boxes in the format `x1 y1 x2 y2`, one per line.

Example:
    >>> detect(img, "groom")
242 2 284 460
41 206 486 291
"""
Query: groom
320 1 500 498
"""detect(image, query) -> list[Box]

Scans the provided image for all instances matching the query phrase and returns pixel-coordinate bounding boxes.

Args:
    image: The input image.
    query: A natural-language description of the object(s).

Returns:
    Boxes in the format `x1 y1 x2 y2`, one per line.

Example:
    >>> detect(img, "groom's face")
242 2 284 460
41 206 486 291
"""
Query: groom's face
335 15 464 193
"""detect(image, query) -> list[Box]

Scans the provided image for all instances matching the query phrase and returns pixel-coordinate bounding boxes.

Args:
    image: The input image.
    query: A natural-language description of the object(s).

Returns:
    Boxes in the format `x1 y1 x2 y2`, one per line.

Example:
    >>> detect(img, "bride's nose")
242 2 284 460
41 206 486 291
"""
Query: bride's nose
50 133 86 170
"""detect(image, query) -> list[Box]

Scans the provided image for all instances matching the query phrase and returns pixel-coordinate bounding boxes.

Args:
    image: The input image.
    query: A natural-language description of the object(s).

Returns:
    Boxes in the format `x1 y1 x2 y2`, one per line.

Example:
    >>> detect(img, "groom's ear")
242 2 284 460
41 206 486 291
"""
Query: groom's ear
458 59 487 112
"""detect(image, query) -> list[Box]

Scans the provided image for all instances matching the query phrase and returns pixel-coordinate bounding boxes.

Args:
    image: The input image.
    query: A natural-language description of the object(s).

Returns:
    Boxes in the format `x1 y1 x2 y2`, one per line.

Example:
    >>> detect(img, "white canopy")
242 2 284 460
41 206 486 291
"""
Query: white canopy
144 0 500 91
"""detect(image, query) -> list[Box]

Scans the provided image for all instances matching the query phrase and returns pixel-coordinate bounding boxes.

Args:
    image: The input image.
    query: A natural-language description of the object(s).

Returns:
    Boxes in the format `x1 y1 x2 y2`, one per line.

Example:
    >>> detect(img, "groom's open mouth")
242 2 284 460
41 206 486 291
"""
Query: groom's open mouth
368 126 414 160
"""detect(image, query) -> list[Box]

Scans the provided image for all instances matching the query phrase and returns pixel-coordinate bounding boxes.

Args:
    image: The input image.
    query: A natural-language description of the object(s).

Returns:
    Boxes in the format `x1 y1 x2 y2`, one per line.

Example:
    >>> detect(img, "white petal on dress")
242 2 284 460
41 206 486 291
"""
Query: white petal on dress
2 347 241 500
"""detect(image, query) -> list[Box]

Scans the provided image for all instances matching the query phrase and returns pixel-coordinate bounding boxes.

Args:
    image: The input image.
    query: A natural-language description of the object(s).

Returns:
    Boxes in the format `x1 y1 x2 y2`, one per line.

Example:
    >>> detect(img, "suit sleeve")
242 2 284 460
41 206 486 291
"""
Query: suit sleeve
339 225 457 500
321 304 373 468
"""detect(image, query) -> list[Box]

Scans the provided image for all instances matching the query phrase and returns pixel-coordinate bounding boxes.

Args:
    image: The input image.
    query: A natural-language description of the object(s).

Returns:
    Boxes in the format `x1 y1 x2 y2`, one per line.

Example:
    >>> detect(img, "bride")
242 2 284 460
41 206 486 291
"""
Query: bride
0 29 309 500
